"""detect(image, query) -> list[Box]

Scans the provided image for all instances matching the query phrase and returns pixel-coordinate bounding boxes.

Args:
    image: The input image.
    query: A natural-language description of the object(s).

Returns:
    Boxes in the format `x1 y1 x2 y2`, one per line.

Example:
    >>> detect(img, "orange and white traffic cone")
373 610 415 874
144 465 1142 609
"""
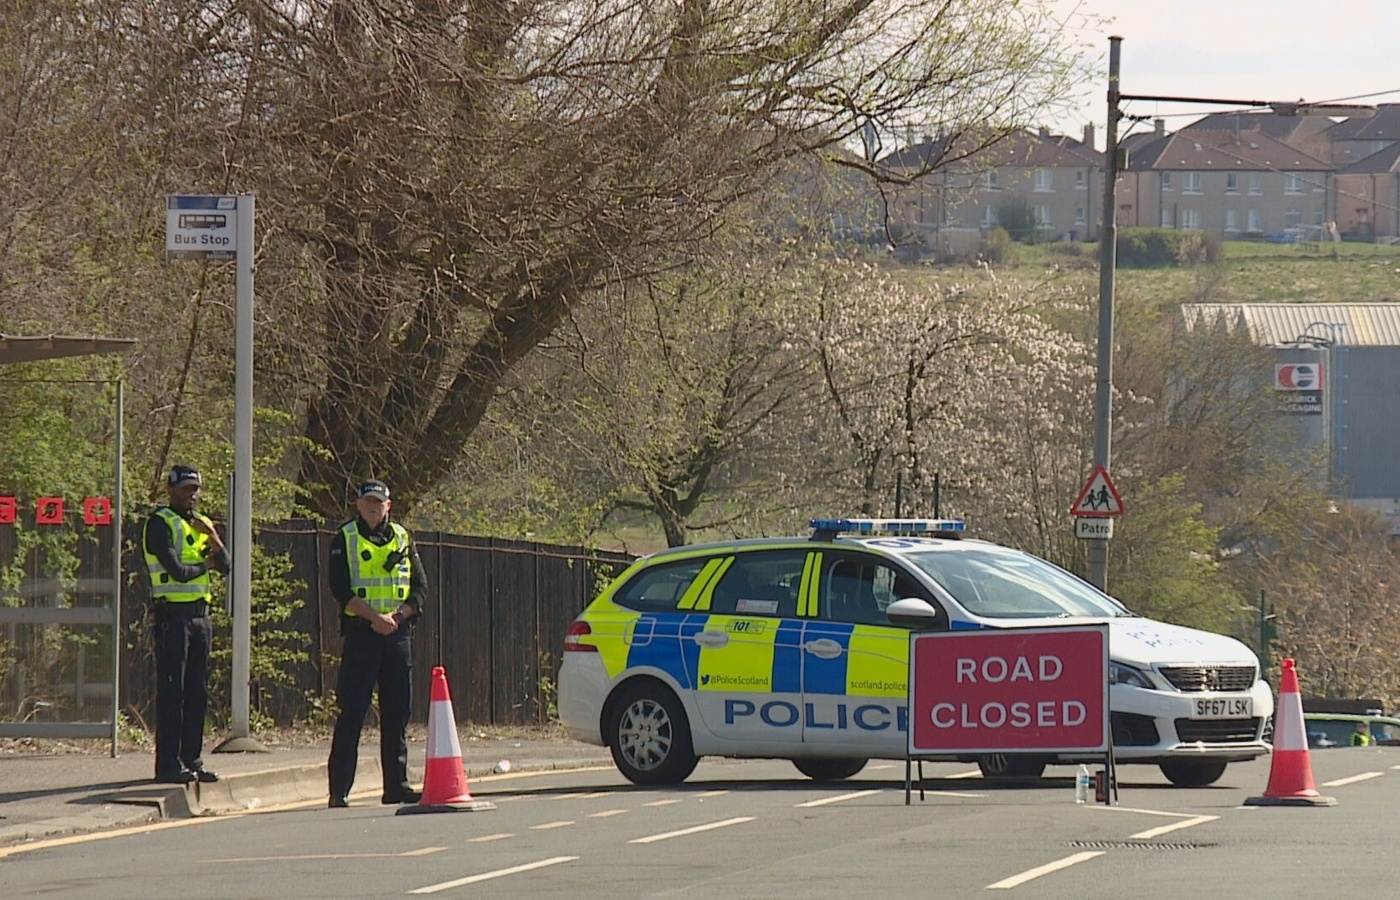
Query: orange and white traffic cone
1245 658 1336 807
397 666 496 815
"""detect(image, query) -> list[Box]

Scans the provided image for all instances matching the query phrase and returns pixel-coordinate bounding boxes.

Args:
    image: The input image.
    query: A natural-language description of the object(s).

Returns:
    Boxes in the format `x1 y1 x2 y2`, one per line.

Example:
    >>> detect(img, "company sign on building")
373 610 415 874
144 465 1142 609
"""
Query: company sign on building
1274 362 1323 416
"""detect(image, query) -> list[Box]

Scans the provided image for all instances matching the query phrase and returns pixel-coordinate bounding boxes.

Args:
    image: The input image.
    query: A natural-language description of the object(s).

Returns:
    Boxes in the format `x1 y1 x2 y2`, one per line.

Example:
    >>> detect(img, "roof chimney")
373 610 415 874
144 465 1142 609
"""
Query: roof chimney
1082 123 1095 150
1154 118 1166 137
1039 125 1051 138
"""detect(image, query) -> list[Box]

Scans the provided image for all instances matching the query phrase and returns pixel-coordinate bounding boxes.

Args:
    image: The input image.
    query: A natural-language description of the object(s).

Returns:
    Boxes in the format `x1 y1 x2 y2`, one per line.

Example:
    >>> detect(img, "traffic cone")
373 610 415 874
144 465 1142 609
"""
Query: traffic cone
397 666 497 815
1245 658 1337 807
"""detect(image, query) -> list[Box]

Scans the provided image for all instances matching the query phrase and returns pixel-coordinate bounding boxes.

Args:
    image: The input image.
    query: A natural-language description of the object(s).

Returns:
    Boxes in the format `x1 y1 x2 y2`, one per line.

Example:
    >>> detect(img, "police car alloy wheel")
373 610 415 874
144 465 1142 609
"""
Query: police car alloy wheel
1158 759 1228 787
792 758 868 781
976 753 1048 780
608 682 699 785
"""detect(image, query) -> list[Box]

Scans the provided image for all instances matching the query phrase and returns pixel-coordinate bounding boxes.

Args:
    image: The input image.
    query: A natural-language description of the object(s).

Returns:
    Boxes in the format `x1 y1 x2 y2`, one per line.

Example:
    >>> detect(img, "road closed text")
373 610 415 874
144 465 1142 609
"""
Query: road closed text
909 626 1109 754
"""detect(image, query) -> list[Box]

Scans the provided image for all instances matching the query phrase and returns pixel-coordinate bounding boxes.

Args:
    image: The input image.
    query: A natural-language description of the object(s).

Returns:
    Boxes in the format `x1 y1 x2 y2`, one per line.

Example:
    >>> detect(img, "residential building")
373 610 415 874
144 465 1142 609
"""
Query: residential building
1119 122 1331 239
1334 144 1400 241
1325 104 1400 167
878 126 1103 256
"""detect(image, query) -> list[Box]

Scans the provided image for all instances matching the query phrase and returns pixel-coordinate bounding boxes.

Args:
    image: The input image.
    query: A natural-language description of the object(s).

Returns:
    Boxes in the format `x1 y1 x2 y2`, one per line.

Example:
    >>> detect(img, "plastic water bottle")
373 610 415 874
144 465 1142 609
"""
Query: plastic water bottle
1075 764 1091 804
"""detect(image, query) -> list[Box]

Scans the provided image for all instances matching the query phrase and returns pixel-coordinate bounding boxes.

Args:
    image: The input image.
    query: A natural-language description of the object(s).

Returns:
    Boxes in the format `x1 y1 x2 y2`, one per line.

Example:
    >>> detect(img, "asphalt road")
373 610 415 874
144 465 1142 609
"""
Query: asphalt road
1 750 1393 899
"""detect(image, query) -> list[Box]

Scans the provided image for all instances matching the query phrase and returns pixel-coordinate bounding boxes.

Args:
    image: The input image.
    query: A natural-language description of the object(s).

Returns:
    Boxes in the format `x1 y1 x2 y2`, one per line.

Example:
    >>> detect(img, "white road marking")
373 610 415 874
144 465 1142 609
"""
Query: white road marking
1129 815 1218 840
643 798 682 807
1321 772 1383 787
572 792 611 799
588 809 629 818
409 856 578 894
467 833 514 843
946 769 984 780
693 790 729 797
986 851 1105 889
795 789 882 808
629 817 756 844
1092 805 1198 819
530 821 574 830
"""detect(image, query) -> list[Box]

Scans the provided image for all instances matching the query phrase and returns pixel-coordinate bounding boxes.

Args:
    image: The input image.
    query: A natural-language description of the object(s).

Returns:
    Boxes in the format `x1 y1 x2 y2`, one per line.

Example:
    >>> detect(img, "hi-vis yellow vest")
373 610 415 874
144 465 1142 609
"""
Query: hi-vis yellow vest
144 508 214 603
342 520 412 615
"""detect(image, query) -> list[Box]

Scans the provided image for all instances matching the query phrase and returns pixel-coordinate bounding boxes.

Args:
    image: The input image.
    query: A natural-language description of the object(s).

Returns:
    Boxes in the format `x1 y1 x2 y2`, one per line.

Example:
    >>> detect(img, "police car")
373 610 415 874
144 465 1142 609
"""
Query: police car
559 518 1272 788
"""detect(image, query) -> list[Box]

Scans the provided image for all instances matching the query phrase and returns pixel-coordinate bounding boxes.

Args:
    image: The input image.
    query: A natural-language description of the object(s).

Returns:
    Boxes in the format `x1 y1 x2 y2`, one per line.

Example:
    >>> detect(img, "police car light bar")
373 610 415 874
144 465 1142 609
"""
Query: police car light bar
809 517 966 538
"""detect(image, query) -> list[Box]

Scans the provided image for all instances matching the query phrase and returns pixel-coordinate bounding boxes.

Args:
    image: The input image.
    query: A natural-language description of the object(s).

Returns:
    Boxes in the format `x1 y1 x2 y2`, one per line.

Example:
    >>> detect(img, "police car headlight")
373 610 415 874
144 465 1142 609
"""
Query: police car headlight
1109 661 1154 689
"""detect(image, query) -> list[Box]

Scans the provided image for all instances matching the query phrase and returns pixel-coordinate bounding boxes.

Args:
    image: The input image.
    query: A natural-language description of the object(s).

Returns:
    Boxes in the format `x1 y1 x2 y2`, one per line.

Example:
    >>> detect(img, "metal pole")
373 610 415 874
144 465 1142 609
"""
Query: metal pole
1088 37 1122 592
110 378 123 758
216 194 267 752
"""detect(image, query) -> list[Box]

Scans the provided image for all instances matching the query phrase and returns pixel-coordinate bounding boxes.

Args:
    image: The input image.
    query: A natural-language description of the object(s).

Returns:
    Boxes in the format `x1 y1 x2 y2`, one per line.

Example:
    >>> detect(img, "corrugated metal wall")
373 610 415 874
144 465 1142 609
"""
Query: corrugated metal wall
114 520 632 727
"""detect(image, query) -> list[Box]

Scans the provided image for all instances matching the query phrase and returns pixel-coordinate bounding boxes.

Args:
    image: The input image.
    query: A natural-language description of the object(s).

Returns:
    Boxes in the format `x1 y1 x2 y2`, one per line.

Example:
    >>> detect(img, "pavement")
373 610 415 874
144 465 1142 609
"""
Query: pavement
0 729 613 848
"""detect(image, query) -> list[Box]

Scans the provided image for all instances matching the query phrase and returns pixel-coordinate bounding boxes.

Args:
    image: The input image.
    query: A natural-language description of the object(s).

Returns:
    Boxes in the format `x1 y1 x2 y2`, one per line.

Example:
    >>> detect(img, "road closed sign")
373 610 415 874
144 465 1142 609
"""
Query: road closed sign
908 625 1108 756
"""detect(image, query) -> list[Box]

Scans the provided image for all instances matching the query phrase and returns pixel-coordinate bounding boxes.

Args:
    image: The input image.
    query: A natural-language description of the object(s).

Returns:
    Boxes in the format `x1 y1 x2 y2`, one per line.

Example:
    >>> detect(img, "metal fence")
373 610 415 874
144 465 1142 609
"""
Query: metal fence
0 519 633 730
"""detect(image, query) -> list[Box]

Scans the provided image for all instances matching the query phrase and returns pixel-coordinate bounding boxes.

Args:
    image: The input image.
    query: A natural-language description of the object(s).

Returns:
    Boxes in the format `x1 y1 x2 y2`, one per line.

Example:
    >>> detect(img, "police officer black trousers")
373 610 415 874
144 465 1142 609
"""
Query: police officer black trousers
328 625 414 801
153 604 212 778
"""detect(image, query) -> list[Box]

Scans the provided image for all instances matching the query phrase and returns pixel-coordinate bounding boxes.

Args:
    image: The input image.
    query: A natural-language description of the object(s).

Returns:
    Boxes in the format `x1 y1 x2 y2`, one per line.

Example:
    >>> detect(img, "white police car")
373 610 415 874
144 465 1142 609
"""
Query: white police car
559 518 1272 787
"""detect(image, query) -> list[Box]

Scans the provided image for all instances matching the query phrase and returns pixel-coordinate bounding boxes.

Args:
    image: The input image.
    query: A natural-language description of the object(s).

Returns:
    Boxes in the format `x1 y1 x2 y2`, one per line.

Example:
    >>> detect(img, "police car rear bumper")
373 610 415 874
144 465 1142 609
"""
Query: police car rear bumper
558 653 609 747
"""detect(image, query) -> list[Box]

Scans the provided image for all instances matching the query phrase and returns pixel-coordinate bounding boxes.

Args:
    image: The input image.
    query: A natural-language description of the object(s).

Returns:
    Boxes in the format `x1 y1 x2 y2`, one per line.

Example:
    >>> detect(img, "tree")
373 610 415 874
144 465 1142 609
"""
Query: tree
4 0 1089 518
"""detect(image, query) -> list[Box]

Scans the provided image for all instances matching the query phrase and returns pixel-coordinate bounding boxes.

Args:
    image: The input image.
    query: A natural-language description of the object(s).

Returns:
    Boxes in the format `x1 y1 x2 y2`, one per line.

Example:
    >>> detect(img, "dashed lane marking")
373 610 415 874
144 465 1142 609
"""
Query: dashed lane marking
795 790 882 808
408 856 579 894
1129 815 1218 840
629 817 756 844
1321 772 1383 787
986 851 1105 889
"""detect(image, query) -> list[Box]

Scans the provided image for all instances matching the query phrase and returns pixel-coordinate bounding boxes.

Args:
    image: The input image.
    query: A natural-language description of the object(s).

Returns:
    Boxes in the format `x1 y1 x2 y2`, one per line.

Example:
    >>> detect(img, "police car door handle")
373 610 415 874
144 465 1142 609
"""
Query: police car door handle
804 638 843 659
694 630 729 648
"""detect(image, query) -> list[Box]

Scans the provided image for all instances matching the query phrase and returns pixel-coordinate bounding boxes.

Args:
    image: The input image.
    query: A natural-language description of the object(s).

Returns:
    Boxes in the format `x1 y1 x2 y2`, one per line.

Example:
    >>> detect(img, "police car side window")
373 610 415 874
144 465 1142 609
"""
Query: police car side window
822 554 942 628
614 559 708 612
710 551 805 618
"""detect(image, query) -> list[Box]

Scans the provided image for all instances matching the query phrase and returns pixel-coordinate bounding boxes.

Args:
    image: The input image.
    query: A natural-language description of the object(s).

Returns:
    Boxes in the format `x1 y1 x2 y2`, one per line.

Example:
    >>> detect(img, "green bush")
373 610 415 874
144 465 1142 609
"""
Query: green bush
1116 228 1221 268
981 227 1017 265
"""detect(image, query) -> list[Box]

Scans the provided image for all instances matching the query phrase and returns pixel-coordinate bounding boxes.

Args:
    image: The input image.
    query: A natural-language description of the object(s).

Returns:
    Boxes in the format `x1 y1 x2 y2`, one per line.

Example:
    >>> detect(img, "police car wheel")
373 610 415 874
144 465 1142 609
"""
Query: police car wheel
792 758 868 781
608 682 698 786
976 754 1047 780
1158 759 1227 787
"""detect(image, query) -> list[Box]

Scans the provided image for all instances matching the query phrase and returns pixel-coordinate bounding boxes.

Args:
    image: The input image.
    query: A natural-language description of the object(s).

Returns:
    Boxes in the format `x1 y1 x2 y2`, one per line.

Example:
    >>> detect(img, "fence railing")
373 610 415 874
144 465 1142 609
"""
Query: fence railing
3 518 633 730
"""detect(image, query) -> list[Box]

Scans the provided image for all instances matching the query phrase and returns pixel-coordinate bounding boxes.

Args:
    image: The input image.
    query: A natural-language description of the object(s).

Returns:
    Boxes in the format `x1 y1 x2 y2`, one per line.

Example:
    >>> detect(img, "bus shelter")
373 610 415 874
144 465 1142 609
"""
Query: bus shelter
0 334 135 755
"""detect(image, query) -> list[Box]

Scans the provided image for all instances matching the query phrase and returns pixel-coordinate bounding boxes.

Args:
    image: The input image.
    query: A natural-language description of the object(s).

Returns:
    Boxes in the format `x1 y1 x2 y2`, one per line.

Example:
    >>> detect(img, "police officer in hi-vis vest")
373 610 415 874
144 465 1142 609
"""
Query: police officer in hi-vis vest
327 480 425 808
143 465 229 785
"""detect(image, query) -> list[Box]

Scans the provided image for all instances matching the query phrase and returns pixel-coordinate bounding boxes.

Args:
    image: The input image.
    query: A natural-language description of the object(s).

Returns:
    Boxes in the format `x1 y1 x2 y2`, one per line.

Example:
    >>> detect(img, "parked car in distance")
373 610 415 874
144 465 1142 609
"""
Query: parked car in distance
1303 712 1400 748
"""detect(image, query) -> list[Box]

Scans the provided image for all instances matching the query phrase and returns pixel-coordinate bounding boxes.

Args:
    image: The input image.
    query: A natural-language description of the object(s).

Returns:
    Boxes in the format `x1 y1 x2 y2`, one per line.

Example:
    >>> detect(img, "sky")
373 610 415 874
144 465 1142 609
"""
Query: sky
1047 0 1400 145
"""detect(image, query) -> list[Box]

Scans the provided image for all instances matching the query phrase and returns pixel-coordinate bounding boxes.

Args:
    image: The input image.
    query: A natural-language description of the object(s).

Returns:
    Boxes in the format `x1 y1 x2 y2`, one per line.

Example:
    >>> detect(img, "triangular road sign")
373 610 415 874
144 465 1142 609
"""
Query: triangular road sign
1071 465 1124 518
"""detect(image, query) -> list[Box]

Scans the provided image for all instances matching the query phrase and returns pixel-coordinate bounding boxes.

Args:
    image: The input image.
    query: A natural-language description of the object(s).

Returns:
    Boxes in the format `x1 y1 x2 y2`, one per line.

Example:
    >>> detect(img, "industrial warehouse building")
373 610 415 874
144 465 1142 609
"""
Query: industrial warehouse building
1181 303 1400 532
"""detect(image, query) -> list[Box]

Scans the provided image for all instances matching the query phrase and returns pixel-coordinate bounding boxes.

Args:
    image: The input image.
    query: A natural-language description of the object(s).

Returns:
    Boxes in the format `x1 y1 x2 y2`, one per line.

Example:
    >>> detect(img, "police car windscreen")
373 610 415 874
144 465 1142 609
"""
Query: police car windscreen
903 548 1130 619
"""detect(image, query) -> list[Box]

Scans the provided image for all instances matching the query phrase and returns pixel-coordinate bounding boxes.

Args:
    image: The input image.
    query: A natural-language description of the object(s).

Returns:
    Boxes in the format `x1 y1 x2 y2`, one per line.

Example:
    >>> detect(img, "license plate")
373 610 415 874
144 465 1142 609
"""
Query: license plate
1192 697 1252 719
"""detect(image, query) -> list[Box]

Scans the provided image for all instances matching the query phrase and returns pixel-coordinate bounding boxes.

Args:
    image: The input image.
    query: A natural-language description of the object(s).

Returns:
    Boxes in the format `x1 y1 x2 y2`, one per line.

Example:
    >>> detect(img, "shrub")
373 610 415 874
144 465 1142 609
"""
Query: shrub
1116 228 1221 268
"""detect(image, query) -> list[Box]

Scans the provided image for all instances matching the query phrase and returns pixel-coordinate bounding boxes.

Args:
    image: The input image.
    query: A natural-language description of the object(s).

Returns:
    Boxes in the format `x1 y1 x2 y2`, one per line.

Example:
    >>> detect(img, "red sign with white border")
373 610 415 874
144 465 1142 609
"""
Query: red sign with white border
908 625 1109 755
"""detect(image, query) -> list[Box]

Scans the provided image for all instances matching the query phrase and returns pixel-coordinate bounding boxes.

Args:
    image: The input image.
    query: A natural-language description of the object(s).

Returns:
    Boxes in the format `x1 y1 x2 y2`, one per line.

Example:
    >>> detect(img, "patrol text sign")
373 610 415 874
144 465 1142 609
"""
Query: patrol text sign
166 195 238 260
908 625 1108 755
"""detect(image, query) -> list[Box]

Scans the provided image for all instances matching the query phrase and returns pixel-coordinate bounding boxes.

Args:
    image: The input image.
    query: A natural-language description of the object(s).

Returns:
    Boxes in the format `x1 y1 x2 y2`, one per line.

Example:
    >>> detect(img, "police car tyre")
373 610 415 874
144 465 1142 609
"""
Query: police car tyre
976 754 1048 780
792 758 868 781
1158 759 1228 787
608 681 698 785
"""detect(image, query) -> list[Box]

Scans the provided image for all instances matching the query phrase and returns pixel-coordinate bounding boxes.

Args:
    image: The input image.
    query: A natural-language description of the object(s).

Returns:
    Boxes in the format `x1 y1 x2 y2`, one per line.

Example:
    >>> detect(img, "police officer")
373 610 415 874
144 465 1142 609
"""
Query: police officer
144 464 228 785
1352 721 1372 746
327 480 425 808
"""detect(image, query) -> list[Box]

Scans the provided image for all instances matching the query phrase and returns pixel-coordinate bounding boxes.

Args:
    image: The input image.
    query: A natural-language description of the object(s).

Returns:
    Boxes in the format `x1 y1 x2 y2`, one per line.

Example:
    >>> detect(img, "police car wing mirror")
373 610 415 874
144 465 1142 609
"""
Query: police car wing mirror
885 598 940 630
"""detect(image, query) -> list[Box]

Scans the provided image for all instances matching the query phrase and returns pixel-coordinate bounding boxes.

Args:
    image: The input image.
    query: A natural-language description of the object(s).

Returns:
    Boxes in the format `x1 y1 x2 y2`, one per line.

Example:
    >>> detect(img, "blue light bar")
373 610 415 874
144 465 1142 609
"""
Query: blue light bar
809 517 966 536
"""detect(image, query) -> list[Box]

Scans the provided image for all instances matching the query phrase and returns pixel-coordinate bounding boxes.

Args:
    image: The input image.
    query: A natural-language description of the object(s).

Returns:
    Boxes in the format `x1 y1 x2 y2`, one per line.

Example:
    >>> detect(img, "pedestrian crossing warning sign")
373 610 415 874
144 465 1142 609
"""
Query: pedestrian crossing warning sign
1071 466 1123 518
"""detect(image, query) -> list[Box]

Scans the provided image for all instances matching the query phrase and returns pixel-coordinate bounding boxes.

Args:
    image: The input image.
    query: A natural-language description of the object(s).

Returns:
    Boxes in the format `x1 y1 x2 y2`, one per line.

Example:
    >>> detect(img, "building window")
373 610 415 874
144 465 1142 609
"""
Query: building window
1033 168 1053 192
1161 207 1174 228
1285 174 1304 195
945 202 959 225
1226 173 1238 194
1225 209 1239 232
1161 172 1174 190
1076 170 1086 190
981 205 998 228
1074 206 1086 225
1285 209 1303 228
1247 173 1262 195
1247 209 1261 232
982 170 999 190
1183 172 1202 194
1033 205 1052 228
1181 208 1201 230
